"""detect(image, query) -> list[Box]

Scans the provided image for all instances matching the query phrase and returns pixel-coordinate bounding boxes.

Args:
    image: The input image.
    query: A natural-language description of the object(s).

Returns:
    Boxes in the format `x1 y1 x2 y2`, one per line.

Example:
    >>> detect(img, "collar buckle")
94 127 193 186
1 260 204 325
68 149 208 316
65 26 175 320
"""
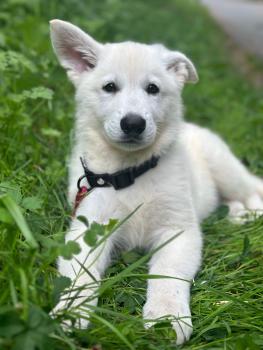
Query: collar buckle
110 167 134 190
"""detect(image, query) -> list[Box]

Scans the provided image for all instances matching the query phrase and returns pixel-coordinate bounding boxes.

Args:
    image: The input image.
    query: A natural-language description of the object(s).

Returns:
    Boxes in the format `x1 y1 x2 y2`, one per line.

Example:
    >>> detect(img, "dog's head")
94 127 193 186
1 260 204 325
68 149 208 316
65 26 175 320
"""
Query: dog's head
50 20 198 153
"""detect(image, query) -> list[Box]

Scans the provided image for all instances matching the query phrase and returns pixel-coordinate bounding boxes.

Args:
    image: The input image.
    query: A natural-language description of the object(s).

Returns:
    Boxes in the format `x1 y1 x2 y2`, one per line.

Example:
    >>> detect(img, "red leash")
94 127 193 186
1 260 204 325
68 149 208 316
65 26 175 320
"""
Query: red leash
72 185 88 217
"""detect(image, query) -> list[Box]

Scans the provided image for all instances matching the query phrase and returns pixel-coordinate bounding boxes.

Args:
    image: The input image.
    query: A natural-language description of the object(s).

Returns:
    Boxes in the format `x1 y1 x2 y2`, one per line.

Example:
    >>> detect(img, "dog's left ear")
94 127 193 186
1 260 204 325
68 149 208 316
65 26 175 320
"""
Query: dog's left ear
50 19 103 85
166 51 198 86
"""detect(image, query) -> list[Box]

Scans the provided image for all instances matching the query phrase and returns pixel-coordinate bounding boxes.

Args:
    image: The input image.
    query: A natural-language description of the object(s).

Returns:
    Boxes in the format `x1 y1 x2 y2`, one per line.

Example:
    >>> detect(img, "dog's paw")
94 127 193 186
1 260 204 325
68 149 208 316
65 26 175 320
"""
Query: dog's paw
59 317 88 333
227 201 251 224
227 194 263 224
52 305 90 332
51 296 96 331
61 315 90 331
143 297 193 345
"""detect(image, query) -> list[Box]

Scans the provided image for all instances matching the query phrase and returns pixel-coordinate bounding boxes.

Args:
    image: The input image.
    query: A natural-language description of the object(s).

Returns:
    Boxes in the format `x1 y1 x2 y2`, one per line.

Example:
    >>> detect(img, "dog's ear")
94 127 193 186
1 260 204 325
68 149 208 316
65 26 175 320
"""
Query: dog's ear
50 19 103 85
166 51 198 86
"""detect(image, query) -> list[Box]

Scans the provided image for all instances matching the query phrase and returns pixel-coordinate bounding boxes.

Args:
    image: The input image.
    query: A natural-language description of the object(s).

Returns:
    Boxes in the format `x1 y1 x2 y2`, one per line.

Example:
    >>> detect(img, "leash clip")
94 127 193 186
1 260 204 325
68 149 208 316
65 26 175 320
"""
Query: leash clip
77 174 87 191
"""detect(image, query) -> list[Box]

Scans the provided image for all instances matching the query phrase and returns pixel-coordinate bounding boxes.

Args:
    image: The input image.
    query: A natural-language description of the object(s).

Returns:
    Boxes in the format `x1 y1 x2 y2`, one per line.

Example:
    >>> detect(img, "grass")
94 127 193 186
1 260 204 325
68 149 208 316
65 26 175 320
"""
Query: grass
0 0 263 349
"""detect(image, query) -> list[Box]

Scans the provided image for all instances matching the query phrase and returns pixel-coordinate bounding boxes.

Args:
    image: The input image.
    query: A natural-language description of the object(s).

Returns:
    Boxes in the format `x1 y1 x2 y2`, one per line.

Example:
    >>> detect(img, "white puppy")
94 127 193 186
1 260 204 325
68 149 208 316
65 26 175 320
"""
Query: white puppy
50 20 263 344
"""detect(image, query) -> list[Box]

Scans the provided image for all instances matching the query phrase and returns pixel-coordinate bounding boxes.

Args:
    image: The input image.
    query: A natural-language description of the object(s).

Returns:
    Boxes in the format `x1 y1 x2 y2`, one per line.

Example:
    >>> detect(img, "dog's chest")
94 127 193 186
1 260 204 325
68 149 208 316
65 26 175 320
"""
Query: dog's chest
77 151 195 247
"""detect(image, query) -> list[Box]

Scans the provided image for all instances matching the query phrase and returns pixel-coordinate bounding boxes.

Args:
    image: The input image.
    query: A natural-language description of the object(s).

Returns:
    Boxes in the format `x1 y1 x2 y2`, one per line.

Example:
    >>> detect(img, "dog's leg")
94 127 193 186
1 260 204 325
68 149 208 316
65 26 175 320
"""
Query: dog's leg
52 215 113 329
199 128 263 221
143 226 202 345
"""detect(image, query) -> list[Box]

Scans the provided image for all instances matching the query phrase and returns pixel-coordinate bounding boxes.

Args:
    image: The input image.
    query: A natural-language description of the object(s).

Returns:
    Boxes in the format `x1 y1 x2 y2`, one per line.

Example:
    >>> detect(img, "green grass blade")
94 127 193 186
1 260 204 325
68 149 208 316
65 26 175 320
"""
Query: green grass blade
91 313 135 350
98 231 183 295
0 194 38 248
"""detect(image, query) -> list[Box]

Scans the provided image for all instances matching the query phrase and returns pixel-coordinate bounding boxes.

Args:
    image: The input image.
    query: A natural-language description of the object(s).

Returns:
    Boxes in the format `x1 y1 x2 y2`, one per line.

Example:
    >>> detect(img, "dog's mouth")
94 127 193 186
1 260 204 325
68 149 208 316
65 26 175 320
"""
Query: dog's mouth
103 128 154 152
111 135 150 151
117 136 143 145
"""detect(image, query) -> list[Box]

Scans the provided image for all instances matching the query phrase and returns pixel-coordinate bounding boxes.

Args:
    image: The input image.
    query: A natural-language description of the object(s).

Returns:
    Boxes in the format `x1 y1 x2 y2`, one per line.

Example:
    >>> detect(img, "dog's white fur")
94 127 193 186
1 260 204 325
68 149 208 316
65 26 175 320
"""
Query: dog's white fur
50 20 263 344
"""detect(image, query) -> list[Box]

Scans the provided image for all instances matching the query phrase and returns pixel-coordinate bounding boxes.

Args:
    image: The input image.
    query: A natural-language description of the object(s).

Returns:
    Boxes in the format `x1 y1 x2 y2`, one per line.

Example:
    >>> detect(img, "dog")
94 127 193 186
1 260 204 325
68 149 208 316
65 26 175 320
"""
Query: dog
50 20 263 344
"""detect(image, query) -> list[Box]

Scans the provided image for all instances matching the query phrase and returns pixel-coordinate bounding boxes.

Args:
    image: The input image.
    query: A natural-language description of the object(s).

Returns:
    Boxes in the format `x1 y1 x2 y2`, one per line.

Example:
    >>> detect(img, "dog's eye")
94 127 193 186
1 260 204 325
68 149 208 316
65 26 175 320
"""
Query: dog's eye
103 82 118 93
146 83 160 95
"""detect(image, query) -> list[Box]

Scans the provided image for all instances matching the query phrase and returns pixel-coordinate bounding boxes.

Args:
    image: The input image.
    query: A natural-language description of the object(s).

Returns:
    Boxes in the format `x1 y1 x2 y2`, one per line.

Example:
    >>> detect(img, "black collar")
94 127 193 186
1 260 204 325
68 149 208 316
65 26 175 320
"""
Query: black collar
78 155 159 191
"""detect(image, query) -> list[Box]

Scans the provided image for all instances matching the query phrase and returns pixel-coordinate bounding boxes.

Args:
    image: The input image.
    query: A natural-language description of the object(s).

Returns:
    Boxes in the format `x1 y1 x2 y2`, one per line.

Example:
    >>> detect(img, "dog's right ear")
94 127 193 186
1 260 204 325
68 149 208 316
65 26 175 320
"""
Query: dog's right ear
50 20 103 85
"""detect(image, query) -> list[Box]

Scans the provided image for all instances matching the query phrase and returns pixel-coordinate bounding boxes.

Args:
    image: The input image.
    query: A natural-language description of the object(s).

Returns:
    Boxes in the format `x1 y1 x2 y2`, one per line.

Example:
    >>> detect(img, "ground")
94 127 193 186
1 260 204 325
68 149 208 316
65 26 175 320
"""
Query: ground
0 1 262 349
202 0 263 59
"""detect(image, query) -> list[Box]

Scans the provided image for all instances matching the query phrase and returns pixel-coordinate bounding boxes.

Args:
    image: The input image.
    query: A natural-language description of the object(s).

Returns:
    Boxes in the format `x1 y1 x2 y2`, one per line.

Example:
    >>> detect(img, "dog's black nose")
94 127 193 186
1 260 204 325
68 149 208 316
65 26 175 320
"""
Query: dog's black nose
120 113 146 136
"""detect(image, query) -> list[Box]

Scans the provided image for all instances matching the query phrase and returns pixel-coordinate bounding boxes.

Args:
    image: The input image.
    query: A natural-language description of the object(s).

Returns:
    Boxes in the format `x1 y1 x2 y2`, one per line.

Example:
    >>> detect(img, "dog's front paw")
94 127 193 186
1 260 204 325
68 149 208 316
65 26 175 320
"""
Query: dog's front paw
51 295 96 331
58 315 90 333
143 297 193 345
